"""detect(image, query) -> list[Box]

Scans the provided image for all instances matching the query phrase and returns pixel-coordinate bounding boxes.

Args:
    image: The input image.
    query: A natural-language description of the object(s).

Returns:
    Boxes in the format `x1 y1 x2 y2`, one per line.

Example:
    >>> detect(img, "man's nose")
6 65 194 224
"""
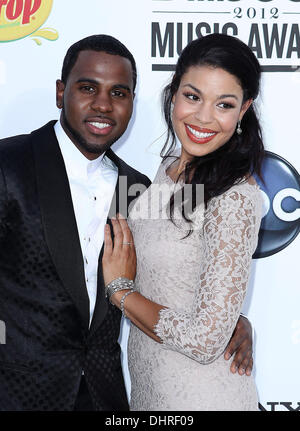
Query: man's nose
91 91 113 113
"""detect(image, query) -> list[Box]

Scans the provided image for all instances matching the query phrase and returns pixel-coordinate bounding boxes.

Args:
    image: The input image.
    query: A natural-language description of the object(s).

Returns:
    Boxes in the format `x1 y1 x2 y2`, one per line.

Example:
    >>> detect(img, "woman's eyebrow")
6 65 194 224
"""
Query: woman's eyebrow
183 84 238 101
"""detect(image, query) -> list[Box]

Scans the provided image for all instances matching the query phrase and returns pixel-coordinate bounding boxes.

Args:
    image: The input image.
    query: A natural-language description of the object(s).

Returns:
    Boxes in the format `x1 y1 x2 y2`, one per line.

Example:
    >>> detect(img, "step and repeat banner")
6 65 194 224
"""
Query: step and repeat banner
0 0 299 411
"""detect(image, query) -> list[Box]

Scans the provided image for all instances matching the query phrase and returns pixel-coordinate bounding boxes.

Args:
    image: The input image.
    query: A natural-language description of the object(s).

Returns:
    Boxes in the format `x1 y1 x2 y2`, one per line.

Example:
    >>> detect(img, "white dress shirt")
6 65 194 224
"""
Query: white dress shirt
54 121 118 325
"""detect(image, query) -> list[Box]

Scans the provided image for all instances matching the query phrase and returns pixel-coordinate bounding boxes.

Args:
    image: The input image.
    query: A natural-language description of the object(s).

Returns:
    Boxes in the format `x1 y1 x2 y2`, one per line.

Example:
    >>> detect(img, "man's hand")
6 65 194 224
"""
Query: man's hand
224 315 253 376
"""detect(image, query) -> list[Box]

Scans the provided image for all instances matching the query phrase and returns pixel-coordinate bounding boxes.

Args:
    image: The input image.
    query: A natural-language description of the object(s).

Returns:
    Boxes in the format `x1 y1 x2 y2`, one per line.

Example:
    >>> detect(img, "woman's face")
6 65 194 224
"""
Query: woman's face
172 65 252 162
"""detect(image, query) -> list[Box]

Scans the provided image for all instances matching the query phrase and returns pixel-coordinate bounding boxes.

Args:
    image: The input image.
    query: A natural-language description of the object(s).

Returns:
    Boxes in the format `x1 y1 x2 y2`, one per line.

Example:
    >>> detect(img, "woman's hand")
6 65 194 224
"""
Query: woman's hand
102 214 136 286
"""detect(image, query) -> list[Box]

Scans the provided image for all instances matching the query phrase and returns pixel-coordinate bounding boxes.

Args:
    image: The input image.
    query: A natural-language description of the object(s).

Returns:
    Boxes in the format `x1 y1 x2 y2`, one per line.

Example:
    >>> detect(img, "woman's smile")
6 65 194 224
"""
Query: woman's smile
185 124 218 144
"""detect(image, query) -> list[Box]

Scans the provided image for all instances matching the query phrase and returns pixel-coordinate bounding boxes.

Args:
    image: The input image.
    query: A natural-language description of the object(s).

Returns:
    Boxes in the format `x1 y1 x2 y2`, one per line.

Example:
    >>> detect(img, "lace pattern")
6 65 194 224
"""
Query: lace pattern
127 158 262 410
153 184 261 364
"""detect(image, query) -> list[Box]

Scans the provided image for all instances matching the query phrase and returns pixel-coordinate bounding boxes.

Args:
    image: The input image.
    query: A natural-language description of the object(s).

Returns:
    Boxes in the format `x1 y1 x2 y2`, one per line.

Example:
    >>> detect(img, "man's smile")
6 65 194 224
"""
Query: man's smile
85 117 116 135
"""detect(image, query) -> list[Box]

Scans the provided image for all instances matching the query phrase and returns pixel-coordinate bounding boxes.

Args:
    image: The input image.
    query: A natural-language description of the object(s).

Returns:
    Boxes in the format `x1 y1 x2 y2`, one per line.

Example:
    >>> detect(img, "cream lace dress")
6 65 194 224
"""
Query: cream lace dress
127 156 262 411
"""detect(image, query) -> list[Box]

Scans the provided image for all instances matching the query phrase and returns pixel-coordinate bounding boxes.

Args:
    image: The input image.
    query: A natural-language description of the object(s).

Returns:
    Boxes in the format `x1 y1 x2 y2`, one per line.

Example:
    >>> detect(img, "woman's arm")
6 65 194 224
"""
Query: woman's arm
103 189 260 364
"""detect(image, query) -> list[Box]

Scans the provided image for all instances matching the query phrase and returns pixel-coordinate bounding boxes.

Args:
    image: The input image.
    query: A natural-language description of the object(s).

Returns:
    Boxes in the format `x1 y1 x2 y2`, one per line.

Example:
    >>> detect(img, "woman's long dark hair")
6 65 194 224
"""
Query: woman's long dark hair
161 34 265 225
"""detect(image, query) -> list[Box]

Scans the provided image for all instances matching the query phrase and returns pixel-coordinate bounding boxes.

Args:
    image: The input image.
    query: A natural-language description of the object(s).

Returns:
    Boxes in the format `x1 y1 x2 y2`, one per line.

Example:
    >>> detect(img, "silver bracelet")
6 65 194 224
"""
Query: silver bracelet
120 289 135 317
105 277 134 300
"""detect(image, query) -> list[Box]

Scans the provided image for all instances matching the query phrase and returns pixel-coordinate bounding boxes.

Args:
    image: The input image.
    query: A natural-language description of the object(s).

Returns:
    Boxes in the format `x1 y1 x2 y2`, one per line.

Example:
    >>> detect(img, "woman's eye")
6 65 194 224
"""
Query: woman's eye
184 93 199 101
218 102 235 109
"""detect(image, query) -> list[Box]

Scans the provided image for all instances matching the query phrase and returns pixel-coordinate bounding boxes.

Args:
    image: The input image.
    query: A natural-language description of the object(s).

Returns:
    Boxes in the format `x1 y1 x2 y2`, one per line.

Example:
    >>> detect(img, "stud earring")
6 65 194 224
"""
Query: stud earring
236 120 242 135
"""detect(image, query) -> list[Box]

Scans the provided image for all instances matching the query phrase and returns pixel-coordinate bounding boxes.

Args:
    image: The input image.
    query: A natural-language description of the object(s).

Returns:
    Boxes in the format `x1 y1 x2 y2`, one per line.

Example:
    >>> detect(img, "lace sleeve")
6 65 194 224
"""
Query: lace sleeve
153 187 261 364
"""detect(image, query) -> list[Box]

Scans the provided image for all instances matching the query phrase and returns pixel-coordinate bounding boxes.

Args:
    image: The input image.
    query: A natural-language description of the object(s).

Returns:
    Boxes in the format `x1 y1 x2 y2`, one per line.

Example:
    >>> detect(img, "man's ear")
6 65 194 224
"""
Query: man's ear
56 79 65 109
239 98 253 121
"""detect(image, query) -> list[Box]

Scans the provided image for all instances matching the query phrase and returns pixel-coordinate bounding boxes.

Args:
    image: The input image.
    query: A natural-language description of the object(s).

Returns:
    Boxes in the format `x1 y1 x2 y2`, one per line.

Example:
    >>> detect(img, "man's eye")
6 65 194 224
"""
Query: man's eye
80 86 95 93
112 90 125 97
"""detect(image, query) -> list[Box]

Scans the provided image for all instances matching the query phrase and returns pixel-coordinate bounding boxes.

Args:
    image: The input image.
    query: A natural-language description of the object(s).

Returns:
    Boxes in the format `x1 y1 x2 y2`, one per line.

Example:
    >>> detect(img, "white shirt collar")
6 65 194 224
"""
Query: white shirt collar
54 120 108 180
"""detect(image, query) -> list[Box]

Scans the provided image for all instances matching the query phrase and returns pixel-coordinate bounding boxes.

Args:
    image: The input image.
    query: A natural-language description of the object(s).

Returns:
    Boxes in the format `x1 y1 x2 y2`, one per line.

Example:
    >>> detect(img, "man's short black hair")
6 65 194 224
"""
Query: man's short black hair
61 34 137 91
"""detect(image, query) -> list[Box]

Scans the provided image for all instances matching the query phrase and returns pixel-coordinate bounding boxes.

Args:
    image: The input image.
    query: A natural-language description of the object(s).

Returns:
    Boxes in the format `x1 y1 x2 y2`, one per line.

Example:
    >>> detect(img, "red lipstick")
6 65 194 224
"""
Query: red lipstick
185 124 218 144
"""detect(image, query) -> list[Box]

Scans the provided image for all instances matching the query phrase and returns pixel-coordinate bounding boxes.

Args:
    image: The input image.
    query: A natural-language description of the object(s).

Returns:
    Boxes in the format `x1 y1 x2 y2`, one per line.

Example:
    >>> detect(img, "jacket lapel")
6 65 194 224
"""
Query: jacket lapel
32 121 90 330
89 149 142 335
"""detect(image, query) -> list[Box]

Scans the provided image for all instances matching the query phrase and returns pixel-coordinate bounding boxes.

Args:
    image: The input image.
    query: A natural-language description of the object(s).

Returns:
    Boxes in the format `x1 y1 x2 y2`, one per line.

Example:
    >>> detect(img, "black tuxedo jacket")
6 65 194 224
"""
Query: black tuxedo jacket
0 121 151 411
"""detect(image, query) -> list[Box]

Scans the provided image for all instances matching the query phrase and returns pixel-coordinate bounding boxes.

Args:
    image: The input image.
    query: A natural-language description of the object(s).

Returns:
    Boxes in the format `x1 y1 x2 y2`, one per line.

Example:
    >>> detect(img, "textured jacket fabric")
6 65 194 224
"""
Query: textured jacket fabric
0 121 151 411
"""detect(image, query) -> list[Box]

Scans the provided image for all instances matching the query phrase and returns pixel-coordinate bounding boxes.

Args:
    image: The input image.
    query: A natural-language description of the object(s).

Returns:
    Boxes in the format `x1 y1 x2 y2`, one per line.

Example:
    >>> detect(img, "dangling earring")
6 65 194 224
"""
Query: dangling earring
236 120 242 135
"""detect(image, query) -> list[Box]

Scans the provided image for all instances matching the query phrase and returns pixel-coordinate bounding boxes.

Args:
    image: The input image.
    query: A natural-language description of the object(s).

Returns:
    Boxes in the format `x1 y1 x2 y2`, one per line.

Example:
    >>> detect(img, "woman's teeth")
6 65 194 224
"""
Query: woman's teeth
186 125 216 138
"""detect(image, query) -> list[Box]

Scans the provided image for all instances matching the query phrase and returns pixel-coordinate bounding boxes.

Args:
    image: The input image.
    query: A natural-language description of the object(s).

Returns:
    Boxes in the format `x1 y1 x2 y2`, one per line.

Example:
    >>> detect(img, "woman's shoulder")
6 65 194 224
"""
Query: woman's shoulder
207 177 262 214
228 176 261 197
153 153 180 183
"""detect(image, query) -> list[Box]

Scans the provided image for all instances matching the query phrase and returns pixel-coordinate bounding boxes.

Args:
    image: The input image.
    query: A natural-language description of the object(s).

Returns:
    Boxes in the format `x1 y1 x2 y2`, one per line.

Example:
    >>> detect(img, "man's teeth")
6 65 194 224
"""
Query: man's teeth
187 125 215 138
89 122 111 129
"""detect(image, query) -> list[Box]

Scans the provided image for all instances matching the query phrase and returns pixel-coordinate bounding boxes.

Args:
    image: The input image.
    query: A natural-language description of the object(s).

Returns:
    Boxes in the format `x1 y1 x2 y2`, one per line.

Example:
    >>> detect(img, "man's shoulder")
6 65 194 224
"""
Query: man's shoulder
122 160 151 184
0 132 32 163
0 121 56 155
0 131 31 147
106 150 151 187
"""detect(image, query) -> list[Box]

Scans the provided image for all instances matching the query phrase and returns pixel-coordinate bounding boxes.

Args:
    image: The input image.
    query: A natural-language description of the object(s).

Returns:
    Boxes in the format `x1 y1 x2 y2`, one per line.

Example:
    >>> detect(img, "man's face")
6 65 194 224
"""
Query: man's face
56 50 134 159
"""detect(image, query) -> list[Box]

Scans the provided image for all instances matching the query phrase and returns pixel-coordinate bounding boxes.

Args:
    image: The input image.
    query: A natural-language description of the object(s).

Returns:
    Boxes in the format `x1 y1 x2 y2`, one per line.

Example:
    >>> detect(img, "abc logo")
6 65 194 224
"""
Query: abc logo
254 151 300 258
